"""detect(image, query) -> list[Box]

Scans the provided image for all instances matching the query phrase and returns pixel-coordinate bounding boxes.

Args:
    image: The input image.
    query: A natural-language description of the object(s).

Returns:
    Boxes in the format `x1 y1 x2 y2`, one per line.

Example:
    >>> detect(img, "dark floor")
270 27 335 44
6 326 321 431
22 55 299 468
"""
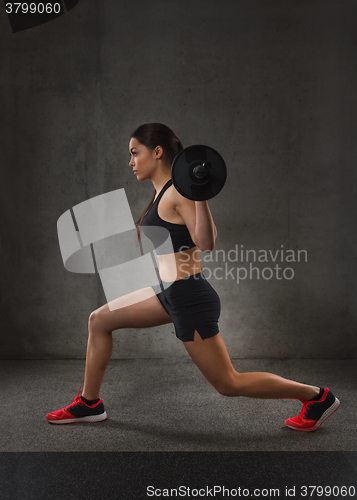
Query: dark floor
1 358 356 452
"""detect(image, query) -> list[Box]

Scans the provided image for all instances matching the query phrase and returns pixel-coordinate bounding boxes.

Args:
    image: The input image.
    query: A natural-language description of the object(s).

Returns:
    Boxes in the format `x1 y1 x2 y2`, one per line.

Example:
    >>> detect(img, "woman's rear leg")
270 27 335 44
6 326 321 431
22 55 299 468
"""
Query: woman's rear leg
82 287 172 400
183 331 320 400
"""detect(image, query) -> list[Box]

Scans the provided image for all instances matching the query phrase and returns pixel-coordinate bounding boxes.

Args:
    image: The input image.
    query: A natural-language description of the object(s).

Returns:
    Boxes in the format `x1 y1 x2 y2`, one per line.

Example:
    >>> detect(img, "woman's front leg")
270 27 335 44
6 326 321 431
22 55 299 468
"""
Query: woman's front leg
81 287 173 401
183 332 320 400
82 313 113 401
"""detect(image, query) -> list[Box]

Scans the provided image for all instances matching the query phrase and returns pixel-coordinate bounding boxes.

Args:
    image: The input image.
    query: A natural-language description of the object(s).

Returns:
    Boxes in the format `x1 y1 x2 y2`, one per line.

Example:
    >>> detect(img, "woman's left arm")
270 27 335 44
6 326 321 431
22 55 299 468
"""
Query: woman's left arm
175 195 217 252
194 201 217 251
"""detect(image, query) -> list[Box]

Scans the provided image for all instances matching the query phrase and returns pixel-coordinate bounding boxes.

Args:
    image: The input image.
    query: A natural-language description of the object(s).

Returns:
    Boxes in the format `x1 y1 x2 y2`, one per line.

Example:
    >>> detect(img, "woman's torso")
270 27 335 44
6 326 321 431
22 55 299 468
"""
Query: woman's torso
142 180 202 282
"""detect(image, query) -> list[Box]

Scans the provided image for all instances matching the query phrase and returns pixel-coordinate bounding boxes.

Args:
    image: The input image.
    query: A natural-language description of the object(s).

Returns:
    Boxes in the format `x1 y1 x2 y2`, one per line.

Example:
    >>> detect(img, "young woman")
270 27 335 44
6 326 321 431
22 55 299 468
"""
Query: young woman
46 123 340 431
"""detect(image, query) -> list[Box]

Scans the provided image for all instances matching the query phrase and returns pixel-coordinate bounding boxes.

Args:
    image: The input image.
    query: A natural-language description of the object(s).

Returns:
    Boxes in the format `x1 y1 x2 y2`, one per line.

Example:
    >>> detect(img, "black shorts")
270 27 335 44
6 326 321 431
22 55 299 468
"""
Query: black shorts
152 271 221 342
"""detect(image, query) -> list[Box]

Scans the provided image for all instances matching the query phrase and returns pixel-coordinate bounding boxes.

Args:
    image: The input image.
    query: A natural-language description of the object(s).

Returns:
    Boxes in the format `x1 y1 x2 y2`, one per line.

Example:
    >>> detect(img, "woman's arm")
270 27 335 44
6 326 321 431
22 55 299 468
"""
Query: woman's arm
194 200 217 251
174 195 217 252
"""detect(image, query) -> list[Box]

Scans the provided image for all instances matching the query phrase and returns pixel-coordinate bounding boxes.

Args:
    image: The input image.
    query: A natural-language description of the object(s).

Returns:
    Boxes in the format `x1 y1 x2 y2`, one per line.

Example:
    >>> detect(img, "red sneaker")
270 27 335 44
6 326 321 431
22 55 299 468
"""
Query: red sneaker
285 388 340 432
46 387 107 424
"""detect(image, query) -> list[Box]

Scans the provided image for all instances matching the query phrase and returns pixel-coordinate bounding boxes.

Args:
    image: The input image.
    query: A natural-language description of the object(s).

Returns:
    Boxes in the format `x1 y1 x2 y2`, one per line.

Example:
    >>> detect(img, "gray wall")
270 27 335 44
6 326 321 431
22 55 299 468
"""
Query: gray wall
1 0 356 359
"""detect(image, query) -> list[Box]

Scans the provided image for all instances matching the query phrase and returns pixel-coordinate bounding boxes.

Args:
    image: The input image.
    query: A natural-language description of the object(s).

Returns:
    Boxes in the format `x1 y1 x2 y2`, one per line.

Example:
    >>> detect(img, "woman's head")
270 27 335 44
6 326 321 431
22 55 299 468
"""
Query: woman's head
129 123 183 181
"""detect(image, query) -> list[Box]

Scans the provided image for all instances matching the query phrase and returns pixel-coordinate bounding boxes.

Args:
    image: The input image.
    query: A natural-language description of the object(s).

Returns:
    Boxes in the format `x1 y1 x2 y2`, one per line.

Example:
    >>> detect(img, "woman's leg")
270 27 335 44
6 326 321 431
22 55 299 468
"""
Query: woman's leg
183 332 320 400
82 287 172 400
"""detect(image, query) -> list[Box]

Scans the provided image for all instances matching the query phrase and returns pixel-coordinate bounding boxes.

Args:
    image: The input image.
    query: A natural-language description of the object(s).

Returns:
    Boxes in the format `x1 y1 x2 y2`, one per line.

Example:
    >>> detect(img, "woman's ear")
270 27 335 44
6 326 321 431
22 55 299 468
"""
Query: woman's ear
155 146 164 159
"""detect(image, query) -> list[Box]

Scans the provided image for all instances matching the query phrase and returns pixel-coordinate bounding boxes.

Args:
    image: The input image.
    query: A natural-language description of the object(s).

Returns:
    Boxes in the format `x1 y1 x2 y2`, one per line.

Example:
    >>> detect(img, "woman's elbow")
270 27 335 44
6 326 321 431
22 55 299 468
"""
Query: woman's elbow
193 231 217 252
200 240 216 252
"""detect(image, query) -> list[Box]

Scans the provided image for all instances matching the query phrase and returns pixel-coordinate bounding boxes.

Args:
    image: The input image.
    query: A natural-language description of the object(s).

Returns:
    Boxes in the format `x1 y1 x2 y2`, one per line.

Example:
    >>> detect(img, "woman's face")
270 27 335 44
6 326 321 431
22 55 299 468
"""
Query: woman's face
129 137 158 181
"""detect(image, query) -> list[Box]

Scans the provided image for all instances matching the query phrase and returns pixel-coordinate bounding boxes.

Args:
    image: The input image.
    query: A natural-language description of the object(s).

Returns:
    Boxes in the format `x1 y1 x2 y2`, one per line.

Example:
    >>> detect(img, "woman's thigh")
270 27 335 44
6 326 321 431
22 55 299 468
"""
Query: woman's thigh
183 332 236 390
91 287 172 332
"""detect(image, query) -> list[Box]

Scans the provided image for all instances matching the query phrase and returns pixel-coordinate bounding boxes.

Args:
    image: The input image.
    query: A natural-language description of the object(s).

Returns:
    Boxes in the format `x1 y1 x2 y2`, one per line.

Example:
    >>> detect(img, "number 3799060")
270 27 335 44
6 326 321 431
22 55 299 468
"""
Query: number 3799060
300 485 356 497
5 3 62 14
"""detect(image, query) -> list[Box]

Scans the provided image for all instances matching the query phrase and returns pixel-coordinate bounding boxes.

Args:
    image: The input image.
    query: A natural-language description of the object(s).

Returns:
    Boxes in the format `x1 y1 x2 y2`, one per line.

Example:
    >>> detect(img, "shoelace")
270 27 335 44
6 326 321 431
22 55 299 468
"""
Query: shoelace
298 399 313 419
63 386 82 411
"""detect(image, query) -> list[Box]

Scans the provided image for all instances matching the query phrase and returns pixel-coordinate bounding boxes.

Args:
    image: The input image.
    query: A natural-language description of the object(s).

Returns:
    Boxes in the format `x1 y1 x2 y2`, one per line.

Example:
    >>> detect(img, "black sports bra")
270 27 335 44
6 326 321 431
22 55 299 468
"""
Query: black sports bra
141 179 196 255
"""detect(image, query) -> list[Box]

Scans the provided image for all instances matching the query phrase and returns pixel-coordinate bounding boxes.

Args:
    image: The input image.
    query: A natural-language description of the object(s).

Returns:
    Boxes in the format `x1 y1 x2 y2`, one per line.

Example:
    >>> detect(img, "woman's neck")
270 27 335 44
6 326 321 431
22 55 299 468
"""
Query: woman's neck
150 168 172 195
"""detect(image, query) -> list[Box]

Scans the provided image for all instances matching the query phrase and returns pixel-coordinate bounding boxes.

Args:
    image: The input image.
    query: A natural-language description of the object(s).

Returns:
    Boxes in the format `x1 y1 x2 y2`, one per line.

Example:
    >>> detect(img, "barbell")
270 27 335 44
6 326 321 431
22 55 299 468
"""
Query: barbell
171 145 227 201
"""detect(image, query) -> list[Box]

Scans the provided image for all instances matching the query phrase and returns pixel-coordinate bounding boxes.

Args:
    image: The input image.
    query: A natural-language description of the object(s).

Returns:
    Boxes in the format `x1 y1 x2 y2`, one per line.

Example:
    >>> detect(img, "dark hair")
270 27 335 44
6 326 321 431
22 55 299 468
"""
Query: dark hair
131 123 184 239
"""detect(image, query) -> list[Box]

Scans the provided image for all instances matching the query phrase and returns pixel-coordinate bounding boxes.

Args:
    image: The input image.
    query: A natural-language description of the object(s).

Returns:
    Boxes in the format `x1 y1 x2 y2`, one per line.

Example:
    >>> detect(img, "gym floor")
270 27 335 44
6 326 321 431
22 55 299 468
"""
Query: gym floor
1 358 355 452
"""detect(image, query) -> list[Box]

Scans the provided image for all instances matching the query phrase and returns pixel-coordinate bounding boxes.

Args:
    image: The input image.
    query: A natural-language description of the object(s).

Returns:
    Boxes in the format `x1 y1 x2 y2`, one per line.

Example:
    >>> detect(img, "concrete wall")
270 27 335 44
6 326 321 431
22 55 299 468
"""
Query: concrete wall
1 0 356 359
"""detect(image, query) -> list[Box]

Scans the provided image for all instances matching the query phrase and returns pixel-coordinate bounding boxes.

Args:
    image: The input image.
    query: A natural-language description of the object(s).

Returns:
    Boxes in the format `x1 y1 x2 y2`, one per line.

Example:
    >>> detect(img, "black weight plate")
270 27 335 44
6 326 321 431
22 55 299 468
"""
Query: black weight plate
171 145 227 201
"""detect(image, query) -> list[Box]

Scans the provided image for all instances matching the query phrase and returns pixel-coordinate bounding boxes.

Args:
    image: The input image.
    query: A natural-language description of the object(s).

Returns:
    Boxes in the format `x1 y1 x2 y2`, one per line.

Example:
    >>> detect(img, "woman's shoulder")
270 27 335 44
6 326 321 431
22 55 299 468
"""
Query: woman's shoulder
167 181 194 207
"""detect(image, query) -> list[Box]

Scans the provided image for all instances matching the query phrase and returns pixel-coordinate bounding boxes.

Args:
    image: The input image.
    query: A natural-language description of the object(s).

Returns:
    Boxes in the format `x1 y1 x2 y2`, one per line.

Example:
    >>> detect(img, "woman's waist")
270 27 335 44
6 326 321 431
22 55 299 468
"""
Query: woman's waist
156 249 202 282
161 269 205 286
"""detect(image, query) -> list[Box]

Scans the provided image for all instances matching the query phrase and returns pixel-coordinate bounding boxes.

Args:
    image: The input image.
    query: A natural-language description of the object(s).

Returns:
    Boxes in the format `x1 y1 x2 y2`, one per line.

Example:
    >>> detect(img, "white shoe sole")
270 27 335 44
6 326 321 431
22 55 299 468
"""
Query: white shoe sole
286 398 340 432
47 411 107 424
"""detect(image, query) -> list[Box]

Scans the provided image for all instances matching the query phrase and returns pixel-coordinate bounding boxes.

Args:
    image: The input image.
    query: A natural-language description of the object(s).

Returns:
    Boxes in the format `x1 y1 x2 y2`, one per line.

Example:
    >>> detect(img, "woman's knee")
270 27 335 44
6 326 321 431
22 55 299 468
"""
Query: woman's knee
88 309 113 333
216 385 240 397
214 373 242 397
